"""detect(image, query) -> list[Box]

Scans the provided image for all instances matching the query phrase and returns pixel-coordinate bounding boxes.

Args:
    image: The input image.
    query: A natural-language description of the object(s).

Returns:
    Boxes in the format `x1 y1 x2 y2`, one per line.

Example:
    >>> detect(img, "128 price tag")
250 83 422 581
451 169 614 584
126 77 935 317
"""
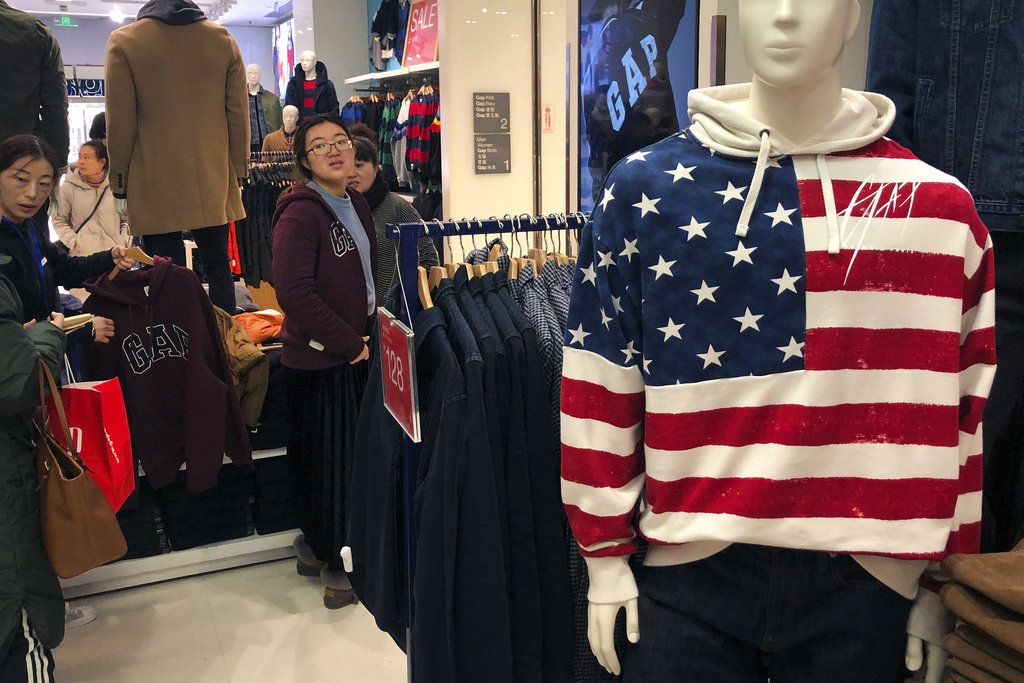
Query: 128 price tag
377 307 421 443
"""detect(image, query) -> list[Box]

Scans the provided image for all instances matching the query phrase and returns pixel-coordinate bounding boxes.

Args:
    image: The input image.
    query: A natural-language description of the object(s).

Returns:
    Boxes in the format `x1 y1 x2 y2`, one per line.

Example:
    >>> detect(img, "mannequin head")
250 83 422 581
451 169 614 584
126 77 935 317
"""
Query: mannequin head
739 0 861 89
282 105 299 133
246 64 262 89
0 135 60 225
299 51 317 77
293 114 355 196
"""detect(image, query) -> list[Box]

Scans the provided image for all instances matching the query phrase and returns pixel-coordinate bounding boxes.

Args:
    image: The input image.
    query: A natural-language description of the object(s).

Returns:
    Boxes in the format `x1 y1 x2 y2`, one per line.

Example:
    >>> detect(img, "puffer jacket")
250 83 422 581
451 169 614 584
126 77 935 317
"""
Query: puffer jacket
52 170 130 256
0 257 66 654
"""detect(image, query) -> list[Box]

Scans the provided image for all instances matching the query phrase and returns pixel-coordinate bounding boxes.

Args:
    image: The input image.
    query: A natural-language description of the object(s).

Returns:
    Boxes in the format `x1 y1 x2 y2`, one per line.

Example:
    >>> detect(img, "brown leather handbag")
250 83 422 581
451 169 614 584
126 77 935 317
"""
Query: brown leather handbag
33 360 127 579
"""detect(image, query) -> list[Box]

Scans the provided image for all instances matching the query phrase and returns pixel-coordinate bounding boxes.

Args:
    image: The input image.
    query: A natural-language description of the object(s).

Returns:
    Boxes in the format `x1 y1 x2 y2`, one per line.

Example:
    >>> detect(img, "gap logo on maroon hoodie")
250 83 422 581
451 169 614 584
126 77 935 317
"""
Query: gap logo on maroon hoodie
83 257 253 492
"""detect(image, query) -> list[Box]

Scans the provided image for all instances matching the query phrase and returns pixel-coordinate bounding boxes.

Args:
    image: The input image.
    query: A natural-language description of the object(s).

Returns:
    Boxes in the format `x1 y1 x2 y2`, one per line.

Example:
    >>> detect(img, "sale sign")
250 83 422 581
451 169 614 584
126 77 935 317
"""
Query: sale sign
403 0 439 66
378 307 421 443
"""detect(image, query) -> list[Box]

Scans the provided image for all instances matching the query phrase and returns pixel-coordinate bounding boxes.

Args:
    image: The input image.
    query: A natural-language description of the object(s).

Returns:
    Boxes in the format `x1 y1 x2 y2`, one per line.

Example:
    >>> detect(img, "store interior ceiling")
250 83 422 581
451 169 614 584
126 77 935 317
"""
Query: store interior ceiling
13 0 292 26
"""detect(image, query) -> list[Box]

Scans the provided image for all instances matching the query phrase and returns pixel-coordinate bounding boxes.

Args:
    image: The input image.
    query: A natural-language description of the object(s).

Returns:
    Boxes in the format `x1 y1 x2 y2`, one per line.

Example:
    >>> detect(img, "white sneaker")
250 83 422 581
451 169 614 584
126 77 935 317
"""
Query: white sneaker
64 603 97 629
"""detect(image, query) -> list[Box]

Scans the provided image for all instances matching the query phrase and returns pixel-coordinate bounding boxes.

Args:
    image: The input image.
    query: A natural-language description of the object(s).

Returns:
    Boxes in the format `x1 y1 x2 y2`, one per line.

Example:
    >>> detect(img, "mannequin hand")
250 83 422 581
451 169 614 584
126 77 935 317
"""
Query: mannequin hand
114 197 128 216
906 587 954 682
906 636 947 683
585 555 641 676
588 599 639 676
92 317 115 343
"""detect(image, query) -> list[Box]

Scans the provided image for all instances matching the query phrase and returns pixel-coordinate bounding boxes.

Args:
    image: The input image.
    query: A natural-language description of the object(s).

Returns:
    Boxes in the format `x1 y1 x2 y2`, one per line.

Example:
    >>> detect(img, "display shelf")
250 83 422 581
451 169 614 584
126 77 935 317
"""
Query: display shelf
60 530 297 598
343 61 440 85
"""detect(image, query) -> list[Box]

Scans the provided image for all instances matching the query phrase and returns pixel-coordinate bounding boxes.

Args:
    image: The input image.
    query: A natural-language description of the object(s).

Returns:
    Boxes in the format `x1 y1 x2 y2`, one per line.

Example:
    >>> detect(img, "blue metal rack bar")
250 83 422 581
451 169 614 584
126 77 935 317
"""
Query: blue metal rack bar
385 210 589 682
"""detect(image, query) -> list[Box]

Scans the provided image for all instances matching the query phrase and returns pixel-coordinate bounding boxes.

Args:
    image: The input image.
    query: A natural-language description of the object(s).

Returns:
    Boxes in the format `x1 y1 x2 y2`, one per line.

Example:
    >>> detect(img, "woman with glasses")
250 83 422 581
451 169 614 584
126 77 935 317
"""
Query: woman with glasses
271 114 377 609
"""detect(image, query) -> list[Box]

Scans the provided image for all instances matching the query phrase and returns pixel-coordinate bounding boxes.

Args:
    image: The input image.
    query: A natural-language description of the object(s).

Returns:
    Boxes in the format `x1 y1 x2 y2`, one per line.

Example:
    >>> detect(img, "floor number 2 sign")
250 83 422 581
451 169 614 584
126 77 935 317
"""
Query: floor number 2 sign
377 307 421 443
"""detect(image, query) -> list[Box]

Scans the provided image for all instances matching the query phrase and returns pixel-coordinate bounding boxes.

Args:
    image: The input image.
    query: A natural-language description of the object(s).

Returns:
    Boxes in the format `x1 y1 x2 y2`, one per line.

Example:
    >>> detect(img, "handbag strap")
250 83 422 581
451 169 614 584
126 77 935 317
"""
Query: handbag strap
72 187 108 235
37 360 74 450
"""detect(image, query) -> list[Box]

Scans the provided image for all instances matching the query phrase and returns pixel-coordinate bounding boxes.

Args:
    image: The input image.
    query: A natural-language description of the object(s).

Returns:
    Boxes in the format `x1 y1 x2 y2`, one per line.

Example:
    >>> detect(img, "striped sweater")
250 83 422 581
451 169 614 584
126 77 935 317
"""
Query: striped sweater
561 128 997 594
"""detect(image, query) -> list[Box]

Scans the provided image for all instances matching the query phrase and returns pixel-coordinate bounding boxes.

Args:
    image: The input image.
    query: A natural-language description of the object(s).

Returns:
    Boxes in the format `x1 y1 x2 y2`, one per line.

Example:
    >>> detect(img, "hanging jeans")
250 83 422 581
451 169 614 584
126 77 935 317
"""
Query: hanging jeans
622 544 912 683
144 224 235 313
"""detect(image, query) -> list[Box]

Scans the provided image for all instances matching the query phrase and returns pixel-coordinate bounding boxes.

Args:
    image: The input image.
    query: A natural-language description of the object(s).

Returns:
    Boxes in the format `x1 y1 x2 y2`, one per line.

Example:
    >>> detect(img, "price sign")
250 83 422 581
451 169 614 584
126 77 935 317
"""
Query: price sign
377 308 421 443
403 0 440 66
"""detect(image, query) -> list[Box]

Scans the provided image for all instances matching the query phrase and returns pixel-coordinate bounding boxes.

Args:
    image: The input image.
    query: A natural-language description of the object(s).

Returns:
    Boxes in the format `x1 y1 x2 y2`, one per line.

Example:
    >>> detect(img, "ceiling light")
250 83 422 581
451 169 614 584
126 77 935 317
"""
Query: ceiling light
110 5 125 22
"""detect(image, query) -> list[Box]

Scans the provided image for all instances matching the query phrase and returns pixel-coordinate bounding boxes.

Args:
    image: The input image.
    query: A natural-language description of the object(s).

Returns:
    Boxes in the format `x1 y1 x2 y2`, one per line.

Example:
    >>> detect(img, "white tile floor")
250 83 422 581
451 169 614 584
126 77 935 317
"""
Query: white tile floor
55 559 408 682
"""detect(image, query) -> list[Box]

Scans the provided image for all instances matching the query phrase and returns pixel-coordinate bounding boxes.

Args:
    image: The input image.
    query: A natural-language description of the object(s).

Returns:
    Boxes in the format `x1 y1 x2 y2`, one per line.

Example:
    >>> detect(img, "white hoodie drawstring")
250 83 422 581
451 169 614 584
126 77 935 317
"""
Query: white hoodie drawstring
736 130 772 239
816 154 841 254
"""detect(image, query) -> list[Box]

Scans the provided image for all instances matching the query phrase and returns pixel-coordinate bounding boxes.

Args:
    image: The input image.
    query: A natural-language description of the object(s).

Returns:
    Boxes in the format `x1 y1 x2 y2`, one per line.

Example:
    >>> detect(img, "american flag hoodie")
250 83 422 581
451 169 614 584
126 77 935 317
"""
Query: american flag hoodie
561 84 997 627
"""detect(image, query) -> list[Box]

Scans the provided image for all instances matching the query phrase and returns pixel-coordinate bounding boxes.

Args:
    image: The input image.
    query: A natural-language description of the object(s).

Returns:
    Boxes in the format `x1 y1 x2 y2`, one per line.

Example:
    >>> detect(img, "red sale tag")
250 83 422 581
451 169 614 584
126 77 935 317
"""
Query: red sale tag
403 0 439 66
378 307 421 443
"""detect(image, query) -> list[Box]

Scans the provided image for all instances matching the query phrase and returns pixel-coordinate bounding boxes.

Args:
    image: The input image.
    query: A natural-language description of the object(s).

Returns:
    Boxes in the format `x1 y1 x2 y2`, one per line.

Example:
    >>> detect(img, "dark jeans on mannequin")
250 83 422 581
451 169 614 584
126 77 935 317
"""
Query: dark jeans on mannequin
144 225 235 313
622 544 912 683
982 231 1024 551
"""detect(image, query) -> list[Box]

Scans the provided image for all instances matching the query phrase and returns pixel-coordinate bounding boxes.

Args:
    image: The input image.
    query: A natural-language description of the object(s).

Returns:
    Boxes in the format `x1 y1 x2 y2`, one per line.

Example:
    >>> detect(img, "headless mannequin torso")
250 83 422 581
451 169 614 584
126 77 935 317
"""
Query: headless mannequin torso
583 2 948 681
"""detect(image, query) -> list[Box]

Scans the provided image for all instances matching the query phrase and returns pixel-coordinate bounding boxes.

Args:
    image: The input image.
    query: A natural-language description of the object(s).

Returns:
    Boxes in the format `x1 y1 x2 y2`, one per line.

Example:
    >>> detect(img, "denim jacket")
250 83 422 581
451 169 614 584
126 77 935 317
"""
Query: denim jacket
867 0 1024 232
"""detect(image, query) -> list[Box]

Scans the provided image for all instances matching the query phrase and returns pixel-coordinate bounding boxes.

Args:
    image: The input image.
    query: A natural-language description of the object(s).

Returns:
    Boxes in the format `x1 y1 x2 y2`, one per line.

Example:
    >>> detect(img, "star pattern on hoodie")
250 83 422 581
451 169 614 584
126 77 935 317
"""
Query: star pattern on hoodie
565 129 807 385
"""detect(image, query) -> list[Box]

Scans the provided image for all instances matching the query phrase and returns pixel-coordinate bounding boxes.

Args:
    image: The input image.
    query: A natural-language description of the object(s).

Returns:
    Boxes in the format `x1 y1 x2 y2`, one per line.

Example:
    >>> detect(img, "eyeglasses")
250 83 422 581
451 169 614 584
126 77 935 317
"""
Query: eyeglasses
307 138 354 156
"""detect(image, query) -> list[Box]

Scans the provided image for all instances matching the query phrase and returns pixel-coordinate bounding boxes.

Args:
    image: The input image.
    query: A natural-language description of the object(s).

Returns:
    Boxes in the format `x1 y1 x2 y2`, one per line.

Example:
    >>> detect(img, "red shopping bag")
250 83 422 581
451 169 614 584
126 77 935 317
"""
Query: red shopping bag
46 378 135 512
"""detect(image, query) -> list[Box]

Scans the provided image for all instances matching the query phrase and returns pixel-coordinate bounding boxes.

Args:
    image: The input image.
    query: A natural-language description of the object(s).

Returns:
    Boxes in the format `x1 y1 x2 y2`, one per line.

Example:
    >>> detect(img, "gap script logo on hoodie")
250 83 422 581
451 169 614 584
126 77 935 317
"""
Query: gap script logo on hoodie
329 221 356 258
122 323 190 375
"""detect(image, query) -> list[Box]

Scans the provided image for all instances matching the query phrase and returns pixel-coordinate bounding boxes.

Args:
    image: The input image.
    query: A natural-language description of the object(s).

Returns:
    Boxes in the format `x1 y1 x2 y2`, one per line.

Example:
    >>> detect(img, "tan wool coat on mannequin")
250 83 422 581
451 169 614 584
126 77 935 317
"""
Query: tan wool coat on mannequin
105 19 249 236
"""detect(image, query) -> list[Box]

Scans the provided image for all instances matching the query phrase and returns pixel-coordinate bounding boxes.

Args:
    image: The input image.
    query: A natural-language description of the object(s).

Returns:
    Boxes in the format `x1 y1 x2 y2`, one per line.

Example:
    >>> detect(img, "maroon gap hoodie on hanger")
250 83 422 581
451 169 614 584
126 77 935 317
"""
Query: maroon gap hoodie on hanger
83 256 253 492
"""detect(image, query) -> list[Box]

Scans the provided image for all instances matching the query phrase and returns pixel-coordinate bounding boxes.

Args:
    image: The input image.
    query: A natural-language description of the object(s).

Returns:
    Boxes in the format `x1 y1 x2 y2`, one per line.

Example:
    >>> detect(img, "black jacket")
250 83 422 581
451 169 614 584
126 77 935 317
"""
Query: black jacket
414 281 514 682
0 216 114 323
284 61 340 122
0 0 69 164
0 264 66 653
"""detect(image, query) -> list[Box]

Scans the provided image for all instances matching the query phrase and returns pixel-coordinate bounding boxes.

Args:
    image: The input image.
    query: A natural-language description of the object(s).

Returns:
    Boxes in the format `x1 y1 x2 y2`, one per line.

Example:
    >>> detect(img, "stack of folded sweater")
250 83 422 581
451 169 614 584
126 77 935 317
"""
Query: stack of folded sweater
116 478 171 560
159 466 256 551
253 457 297 534
941 541 1024 682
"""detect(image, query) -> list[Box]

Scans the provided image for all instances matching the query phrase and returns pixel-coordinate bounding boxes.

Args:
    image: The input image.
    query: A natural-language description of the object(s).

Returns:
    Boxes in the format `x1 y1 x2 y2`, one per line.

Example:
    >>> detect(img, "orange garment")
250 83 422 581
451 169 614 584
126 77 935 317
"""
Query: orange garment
234 311 284 344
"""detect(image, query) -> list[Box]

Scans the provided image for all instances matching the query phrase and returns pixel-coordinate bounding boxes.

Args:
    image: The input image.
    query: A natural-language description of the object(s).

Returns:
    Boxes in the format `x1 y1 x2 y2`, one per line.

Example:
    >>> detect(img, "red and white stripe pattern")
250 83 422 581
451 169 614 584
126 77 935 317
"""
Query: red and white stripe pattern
561 138 996 562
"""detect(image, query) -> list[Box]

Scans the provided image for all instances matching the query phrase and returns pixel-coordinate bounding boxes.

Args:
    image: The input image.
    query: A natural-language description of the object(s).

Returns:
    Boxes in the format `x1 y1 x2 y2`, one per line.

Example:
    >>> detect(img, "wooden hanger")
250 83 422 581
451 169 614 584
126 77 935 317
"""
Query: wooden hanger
417 266 433 309
108 246 155 280
508 259 520 280
428 266 447 289
529 248 546 276
487 243 503 263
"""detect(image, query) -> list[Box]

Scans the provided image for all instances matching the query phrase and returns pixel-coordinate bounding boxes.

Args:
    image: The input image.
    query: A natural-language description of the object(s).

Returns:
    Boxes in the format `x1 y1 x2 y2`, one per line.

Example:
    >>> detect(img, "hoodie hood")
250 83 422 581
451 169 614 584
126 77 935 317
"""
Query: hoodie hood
66 168 109 191
687 83 894 157
85 255 173 306
686 83 896 254
293 61 328 83
136 0 206 25
272 182 337 230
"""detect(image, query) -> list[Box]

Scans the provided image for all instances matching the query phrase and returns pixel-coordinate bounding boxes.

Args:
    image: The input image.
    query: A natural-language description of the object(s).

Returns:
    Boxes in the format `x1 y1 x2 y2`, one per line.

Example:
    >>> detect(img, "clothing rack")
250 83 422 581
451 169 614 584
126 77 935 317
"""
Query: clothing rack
248 150 294 164
386 211 589 682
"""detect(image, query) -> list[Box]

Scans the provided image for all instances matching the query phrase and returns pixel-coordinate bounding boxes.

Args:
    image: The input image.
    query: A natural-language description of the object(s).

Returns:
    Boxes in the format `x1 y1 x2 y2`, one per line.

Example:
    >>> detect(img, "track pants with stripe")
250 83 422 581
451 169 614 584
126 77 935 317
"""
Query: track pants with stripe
1 611 55 683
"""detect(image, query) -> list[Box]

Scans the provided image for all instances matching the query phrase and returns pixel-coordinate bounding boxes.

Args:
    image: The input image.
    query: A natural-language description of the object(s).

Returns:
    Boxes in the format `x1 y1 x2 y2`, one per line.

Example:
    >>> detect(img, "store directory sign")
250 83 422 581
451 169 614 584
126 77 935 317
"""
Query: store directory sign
377 308 421 443
474 92 512 174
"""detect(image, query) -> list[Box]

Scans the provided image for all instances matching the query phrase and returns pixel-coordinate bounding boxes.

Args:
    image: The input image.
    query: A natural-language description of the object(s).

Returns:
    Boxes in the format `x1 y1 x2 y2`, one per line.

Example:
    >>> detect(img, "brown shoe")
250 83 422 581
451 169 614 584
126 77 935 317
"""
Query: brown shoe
321 567 358 610
293 535 325 577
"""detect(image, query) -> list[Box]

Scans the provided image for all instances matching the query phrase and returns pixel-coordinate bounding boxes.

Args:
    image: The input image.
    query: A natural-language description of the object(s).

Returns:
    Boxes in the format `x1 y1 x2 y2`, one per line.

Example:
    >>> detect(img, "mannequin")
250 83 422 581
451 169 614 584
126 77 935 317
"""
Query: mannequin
261 105 299 153
105 0 248 314
246 63 283 153
564 1 996 681
284 50 340 123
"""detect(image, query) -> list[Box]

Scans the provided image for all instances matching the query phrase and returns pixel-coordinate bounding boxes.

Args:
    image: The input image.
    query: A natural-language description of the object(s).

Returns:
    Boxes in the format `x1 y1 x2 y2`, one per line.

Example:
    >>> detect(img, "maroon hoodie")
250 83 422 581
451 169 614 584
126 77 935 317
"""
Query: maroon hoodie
83 257 253 492
271 183 378 370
